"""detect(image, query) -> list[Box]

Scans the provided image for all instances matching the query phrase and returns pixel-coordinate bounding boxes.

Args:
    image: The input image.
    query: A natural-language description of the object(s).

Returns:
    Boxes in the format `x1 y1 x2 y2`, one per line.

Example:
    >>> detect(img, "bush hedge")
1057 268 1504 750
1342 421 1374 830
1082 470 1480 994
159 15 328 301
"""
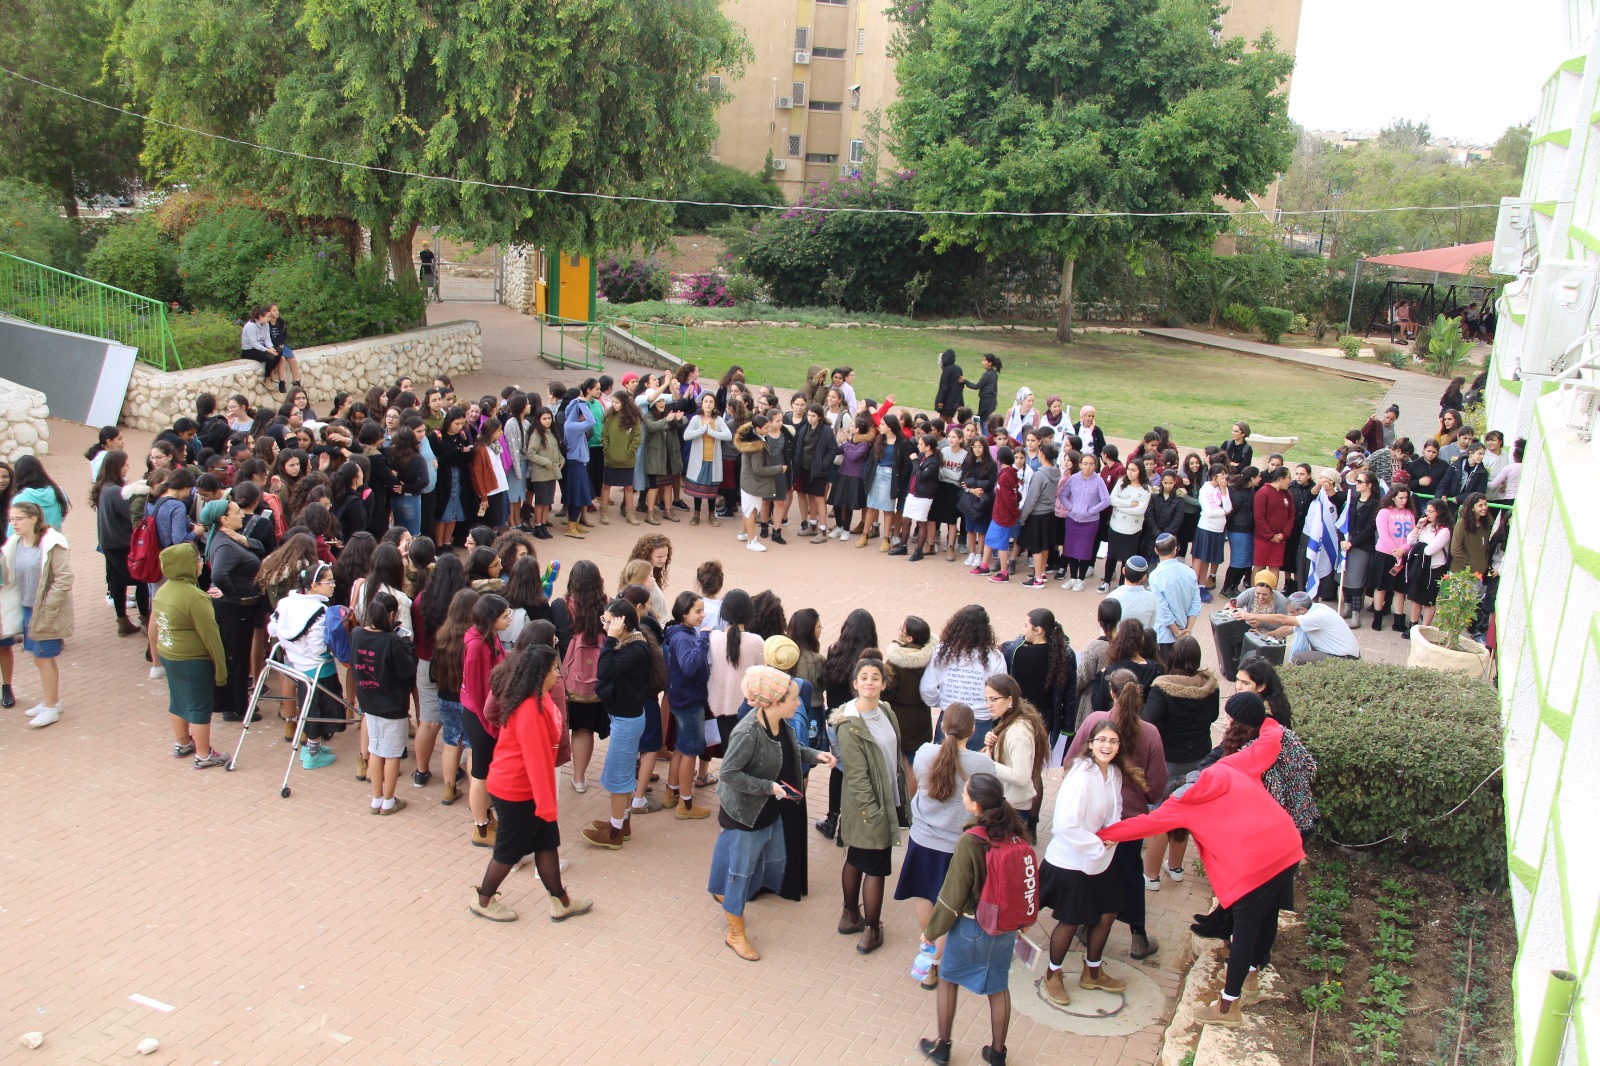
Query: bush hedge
1282 660 1505 889
672 161 785 232
246 243 424 348
167 308 246 367
1255 306 1294 344
1222 303 1257 331
0 178 81 270
597 257 669 304
179 206 289 311
82 217 184 305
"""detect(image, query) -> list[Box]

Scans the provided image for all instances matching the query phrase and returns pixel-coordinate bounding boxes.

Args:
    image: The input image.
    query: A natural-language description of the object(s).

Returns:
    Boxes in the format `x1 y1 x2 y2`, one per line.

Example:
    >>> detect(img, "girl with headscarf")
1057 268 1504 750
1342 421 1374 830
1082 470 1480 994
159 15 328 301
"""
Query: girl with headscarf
709 665 833 960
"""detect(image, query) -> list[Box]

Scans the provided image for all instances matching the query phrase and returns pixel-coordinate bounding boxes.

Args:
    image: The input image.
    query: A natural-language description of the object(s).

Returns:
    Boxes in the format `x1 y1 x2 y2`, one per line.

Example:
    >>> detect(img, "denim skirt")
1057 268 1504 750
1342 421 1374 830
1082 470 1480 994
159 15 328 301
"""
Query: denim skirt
940 914 1017 996
708 820 786 916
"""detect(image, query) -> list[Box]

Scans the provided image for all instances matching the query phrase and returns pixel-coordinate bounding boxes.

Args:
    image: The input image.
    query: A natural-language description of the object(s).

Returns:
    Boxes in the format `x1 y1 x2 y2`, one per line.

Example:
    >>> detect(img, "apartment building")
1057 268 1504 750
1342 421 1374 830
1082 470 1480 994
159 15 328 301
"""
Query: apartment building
710 0 1301 202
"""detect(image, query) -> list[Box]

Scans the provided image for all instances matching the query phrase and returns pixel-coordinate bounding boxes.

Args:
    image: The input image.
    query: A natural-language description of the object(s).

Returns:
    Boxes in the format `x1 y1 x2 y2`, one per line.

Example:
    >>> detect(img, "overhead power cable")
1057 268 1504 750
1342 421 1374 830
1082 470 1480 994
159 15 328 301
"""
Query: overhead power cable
1 64 1549 222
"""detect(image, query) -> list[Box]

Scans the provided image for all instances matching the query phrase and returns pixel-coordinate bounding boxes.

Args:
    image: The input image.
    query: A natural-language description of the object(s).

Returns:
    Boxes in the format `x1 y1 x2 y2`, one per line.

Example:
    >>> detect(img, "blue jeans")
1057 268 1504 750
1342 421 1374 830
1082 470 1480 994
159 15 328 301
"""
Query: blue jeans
391 494 421 536
601 712 645 794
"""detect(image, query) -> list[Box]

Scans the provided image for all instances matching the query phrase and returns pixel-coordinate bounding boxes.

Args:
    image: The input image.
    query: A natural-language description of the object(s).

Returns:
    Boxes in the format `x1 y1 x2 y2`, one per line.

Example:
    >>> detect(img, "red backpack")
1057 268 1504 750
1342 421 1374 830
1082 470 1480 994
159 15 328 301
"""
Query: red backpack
965 827 1039 934
126 511 166 584
562 609 602 701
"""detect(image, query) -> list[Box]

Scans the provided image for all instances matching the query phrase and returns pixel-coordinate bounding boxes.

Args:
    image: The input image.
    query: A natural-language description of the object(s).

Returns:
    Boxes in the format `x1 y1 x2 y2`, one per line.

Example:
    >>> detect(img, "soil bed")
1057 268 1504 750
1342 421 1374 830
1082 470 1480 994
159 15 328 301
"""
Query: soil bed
1252 840 1517 1065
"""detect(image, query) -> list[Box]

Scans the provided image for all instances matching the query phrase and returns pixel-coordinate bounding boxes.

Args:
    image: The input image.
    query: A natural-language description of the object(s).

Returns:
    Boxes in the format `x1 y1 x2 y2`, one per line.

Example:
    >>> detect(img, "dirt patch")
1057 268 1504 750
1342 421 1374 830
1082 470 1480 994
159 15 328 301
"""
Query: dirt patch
660 234 729 276
1253 841 1517 1065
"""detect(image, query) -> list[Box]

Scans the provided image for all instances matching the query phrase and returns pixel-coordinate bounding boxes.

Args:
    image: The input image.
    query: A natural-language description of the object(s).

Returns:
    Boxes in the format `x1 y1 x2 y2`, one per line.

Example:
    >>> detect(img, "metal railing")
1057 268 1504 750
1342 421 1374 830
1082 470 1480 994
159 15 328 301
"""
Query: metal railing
0 251 181 369
606 316 689 364
537 314 605 370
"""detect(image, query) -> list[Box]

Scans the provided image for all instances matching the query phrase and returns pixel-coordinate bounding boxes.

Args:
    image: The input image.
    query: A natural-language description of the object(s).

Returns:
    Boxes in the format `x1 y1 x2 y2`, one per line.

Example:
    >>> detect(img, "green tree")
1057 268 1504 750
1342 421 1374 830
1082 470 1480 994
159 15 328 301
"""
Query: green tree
0 0 143 215
82 215 184 302
112 0 747 307
0 178 82 267
888 0 1295 341
671 160 784 231
1493 122 1531 180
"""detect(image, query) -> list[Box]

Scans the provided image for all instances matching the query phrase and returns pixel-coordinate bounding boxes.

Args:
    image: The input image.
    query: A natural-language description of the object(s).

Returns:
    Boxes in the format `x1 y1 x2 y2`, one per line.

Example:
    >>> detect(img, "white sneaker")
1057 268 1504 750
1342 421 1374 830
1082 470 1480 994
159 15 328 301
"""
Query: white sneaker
1059 579 1074 590
736 532 749 541
149 665 166 680
23 703 45 717
1074 579 1086 592
1143 874 1161 892
1166 865 1184 883
747 541 768 552
29 706 60 728
834 528 851 540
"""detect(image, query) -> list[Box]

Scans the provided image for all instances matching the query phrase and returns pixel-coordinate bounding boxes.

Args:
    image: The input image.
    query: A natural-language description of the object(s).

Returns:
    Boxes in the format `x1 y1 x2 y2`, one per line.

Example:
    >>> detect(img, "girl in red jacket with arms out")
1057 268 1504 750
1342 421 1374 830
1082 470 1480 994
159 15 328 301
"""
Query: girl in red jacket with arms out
1098 695 1303 1030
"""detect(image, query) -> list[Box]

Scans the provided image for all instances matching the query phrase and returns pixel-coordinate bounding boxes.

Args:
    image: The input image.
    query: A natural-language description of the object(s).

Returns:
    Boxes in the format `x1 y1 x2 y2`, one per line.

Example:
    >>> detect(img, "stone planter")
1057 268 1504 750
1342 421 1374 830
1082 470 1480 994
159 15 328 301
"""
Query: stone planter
1407 625 1491 679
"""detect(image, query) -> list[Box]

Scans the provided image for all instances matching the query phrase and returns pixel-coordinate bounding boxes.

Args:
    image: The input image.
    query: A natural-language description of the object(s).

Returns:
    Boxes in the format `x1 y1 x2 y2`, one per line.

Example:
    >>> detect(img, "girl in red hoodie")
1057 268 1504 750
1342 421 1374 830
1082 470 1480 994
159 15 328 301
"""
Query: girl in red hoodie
469 642 593 923
977 445 1022 580
461 593 510 850
1099 699 1303 1029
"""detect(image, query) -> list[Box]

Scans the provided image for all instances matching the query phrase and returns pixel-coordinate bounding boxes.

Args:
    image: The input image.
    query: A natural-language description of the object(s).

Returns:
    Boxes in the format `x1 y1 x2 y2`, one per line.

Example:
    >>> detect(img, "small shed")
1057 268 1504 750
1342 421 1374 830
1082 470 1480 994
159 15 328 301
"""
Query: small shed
533 249 598 323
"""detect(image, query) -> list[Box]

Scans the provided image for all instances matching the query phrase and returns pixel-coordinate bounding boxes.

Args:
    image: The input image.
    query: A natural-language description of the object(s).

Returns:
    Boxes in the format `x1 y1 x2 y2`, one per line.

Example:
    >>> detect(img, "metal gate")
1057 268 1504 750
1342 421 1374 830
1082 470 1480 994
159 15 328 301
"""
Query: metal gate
423 231 503 303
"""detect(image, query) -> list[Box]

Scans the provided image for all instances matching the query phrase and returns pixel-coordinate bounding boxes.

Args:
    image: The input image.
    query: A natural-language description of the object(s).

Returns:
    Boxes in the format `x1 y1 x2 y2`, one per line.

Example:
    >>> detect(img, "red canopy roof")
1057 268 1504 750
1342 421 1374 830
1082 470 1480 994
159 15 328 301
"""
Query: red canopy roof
1360 241 1494 275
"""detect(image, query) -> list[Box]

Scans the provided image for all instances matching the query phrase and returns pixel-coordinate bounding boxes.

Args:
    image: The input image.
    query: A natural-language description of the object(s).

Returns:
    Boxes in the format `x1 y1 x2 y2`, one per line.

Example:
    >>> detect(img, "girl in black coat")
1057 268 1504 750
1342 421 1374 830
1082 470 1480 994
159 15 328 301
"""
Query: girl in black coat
934 348 964 418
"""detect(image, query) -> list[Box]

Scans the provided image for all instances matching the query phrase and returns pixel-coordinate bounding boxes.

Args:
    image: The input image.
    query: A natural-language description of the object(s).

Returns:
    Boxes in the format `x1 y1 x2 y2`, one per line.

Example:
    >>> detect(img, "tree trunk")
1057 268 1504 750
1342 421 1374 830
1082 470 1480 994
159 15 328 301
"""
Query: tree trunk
385 222 425 326
1055 253 1075 343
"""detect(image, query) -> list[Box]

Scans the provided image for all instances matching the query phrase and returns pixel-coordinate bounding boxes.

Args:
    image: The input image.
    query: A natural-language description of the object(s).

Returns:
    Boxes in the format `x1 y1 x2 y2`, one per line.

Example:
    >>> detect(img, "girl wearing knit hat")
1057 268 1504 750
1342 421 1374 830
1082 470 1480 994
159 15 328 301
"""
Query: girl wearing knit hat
708 665 833 960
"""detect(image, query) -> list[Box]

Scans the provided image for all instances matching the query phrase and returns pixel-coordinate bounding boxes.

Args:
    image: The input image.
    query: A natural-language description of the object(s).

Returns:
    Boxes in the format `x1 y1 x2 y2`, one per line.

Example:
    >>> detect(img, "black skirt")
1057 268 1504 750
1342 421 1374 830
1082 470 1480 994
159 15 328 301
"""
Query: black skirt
1017 511 1056 556
566 698 610 738
846 845 892 878
602 465 636 487
1039 860 1126 925
829 474 866 511
930 482 962 524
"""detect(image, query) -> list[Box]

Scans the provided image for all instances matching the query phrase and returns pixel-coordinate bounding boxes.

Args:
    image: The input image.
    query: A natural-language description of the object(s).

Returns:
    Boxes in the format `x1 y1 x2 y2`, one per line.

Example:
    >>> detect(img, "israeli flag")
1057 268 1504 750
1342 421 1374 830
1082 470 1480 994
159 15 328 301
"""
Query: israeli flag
1304 491 1345 585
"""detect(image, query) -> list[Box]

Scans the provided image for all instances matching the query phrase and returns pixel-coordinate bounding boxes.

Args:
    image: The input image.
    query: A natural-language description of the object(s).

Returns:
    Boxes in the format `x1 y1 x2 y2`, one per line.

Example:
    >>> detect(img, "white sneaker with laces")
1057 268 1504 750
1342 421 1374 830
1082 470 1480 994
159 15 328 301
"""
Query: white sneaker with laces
149 665 166 680
24 703 45 717
736 532 749 541
747 541 768 552
1074 579 1086 592
29 706 60 728
1143 874 1161 892
1060 580 1074 590
1166 865 1184 882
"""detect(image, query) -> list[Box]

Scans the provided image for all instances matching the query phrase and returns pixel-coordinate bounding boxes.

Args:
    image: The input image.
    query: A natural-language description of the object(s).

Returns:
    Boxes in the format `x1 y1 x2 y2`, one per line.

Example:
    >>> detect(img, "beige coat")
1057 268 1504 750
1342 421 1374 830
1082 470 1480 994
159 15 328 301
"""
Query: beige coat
0 528 74 640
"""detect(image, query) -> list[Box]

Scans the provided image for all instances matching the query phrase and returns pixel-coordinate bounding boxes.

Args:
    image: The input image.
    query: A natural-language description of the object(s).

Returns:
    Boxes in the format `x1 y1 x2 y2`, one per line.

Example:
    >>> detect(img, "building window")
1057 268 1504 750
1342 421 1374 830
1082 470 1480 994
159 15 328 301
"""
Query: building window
710 139 720 156
808 100 842 113
534 249 547 284
805 153 840 164
849 139 864 163
857 28 866 52
817 0 847 5
788 135 803 158
812 46 846 59
707 75 723 92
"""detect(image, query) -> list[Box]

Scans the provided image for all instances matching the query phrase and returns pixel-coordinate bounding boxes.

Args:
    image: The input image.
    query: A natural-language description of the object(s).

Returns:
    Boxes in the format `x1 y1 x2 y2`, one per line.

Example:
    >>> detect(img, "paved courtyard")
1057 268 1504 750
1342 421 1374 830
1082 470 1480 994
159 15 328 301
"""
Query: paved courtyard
3 373 1411 1063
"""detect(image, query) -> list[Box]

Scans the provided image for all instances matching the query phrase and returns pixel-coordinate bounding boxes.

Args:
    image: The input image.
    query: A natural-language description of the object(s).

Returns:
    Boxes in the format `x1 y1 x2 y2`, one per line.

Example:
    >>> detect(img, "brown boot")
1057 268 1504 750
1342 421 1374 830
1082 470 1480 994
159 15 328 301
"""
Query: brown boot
582 821 626 849
598 503 610 525
440 779 460 805
725 914 760 961
565 521 589 538
116 617 141 636
471 820 496 848
838 906 865 935
1241 969 1262 1004
855 534 869 548
1079 962 1127 993
674 799 711 819
1194 997 1243 1028
1043 967 1072 1005
644 511 661 526
589 818 632 841
624 509 640 526
856 922 884 954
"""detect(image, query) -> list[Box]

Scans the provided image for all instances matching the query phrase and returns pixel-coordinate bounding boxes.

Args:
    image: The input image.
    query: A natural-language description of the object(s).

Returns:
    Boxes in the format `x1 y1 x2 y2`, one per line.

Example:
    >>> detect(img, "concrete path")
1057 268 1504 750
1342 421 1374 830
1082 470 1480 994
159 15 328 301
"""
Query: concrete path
427 300 659 399
1142 328 1446 445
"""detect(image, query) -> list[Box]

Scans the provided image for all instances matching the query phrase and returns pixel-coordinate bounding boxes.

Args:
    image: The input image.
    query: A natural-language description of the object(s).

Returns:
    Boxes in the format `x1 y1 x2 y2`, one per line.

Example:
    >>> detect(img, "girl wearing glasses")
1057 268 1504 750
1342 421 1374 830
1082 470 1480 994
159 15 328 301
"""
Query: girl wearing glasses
1338 471 1381 628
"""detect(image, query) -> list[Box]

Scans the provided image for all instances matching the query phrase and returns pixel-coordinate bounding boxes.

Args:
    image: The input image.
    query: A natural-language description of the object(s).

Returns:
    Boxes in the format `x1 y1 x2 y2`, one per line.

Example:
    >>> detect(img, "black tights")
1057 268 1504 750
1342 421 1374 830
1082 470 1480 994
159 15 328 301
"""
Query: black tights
1067 557 1093 580
1049 913 1115 967
827 765 842 817
478 850 566 906
1103 554 1121 583
841 861 885 926
932 979 1011 1052
693 498 705 514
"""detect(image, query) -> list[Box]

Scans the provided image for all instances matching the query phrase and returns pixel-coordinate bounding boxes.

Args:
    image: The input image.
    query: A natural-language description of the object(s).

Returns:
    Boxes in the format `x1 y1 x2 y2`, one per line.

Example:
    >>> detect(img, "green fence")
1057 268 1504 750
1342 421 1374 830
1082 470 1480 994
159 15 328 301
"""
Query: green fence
537 314 606 370
0 252 181 370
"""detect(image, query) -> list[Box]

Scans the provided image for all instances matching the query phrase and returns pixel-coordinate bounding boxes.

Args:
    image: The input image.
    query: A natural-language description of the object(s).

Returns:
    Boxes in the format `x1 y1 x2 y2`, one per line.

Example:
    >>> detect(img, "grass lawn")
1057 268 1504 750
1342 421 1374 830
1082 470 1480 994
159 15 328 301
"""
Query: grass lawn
671 326 1385 457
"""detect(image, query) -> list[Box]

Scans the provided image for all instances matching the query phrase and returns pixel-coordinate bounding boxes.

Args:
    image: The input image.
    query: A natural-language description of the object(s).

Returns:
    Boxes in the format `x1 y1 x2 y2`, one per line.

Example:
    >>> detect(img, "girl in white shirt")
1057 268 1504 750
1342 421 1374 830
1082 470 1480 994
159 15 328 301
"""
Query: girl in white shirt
1037 719 1146 1007
1101 463 1152 592
1191 467 1232 592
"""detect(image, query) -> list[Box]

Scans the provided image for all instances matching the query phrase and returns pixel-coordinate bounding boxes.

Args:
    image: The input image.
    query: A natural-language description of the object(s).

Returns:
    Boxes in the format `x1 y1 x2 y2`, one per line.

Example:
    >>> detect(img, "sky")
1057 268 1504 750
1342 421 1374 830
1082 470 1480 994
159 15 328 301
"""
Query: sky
1287 0 1569 143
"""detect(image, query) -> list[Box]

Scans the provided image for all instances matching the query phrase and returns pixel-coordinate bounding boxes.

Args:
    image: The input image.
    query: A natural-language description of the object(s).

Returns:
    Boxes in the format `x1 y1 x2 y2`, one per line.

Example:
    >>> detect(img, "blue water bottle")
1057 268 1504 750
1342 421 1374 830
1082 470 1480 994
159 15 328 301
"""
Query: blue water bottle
910 942 937 982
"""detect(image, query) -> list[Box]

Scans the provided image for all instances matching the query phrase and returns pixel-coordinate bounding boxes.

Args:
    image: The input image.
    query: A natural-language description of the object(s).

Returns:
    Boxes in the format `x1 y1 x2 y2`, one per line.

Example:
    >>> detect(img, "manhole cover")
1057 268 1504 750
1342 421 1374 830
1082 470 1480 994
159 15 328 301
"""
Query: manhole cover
1010 951 1169 1037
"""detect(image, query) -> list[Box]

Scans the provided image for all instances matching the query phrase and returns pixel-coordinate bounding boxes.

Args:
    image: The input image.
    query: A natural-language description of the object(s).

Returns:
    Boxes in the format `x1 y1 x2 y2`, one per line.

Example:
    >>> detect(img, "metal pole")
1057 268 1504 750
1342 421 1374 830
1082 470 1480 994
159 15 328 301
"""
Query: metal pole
1345 260 1361 334
1529 969 1577 1066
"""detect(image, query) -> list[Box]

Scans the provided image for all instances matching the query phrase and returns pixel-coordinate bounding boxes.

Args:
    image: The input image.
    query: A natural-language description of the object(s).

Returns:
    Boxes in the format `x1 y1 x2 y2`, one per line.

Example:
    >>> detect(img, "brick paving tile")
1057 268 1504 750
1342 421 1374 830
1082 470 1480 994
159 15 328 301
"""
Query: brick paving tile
1 417 1370 1065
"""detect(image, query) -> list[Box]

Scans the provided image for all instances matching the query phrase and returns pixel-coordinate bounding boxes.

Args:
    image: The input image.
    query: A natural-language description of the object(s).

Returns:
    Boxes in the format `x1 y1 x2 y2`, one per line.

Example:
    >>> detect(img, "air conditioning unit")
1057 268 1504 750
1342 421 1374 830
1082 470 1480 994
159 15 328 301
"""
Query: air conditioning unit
770 159 788 171
794 51 811 64
776 96 793 109
1491 197 1534 276
1524 259 1600 376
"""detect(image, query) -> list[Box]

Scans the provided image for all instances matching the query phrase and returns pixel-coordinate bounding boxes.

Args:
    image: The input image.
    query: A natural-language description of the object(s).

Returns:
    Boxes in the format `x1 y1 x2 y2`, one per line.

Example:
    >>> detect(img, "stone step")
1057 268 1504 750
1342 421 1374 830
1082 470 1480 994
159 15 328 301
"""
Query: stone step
1157 905 1298 1066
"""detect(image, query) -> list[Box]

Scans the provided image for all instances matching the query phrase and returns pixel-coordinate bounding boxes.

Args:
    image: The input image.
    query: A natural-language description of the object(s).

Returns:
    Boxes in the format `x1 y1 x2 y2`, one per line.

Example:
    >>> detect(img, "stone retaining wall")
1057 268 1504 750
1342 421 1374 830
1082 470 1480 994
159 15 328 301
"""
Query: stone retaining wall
119 320 483 432
0 378 51 459
601 326 682 372
502 245 536 315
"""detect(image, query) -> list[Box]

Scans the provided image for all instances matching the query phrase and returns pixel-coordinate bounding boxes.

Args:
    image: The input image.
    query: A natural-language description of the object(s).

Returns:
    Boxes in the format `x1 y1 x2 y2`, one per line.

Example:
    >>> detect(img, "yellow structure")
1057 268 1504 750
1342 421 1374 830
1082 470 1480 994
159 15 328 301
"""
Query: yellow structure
530 249 597 323
709 0 1303 203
